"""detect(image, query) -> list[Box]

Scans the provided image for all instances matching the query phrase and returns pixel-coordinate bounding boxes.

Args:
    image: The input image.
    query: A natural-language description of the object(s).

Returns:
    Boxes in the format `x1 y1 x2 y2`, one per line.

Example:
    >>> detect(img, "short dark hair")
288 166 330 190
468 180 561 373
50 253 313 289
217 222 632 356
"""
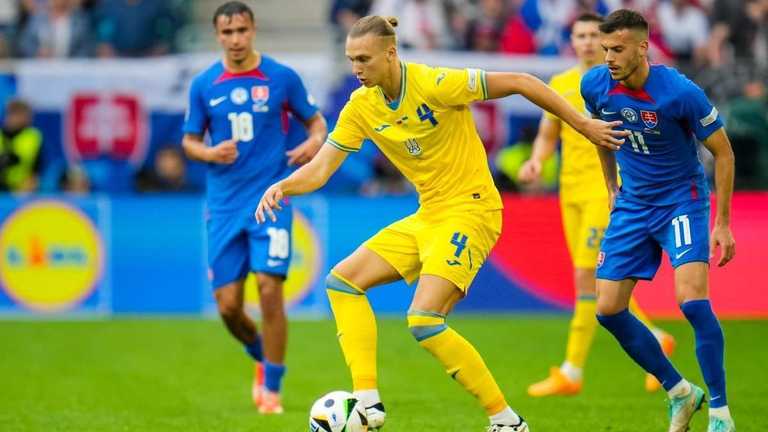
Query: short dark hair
599 9 648 34
574 12 604 26
212 1 254 27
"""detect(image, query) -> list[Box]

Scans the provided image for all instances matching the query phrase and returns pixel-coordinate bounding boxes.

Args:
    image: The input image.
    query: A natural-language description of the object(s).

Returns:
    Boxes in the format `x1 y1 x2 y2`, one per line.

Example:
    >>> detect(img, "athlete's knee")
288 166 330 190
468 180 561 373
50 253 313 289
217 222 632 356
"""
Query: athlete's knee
406 309 448 343
257 275 283 301
216 295 241 322
574 268 597 297
595 293 627 316
326 271 365 296
595 280 631 316
675 280 708 305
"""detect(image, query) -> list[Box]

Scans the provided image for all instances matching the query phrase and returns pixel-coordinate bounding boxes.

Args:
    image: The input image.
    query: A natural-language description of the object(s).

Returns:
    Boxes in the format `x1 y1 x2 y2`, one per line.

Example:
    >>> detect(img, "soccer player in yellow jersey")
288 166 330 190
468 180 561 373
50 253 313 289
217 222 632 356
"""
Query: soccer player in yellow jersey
256 15 626 431
518 13 676 397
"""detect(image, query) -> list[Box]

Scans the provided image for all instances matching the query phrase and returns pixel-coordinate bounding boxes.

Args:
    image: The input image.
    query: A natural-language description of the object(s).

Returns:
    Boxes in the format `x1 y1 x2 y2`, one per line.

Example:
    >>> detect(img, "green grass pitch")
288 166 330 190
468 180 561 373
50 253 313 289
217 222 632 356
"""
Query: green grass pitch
1 317 766 431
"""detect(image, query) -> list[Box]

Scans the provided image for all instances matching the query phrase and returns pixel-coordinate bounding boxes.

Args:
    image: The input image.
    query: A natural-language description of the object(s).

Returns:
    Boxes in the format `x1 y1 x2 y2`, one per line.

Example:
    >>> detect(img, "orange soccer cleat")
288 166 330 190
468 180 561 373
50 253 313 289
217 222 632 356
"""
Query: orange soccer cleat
252 362 264 407
527 367 582 397
258 390 284 415
645 332 677 392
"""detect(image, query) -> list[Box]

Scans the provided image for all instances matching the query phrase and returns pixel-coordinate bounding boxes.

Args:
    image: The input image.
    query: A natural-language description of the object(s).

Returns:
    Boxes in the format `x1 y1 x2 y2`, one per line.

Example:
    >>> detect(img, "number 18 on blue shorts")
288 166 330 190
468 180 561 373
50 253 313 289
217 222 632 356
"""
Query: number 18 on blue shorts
207 205 293 289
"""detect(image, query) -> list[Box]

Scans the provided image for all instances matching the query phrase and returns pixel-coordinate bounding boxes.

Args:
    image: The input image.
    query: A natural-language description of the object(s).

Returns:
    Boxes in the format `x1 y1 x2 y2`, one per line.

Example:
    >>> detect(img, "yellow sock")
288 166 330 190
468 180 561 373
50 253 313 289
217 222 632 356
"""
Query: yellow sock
629 296 654 329
564 296 598 370
408 310 507 415
326 272 377 391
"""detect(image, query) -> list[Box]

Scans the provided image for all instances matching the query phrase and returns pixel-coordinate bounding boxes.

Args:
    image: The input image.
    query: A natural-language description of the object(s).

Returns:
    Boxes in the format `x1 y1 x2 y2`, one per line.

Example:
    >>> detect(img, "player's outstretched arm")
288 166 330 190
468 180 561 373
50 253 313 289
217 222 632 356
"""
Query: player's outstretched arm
255 143 348 223
518 116 560 183
701 128 736 266
484 72 628 150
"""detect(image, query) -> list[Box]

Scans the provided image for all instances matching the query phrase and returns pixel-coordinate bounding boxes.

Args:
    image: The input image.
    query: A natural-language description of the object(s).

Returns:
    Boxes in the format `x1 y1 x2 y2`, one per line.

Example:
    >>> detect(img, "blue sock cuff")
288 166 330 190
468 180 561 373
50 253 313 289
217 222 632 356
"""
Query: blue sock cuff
680 299 712 315
264 361 286 393
245 336 263 362
596 308 630 325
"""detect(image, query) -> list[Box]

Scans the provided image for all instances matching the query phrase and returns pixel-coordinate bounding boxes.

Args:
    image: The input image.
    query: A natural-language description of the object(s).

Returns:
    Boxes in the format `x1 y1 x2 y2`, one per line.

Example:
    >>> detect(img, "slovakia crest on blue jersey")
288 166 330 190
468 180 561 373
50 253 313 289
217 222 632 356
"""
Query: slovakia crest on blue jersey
251 86 270 106
640 110 658 129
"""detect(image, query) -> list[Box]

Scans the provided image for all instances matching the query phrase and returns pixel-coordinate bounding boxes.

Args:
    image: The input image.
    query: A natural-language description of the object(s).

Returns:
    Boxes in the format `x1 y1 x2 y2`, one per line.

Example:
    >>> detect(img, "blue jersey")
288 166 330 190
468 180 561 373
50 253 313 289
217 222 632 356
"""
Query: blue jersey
183 55 318 213
581 64 723 205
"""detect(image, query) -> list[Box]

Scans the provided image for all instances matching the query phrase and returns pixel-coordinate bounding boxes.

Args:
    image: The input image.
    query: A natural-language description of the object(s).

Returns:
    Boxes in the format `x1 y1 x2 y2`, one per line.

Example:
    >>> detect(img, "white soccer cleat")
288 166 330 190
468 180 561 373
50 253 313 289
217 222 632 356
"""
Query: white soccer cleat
668 384 706 432
366 402 386 431
487 418 529 432
708 415 736 432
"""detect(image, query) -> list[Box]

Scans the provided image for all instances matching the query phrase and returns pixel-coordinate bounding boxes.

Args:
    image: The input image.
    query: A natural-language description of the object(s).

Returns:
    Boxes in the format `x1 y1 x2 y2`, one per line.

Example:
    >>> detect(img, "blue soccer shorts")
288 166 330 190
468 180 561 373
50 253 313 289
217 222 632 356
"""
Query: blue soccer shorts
207 205 293 289
596 196 710 281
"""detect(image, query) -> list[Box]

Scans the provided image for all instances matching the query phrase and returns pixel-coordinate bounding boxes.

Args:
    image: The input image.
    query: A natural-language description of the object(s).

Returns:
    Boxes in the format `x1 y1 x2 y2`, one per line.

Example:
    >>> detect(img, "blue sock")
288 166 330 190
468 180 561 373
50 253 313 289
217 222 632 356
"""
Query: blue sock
264 361 286 393
681 299 727 408
245 335 263 362
597 309 683 390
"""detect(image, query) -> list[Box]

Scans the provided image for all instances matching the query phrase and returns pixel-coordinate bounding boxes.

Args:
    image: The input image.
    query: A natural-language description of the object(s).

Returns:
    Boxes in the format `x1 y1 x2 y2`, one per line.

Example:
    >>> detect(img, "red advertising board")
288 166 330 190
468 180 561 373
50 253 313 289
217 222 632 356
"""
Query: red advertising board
493 193 768 318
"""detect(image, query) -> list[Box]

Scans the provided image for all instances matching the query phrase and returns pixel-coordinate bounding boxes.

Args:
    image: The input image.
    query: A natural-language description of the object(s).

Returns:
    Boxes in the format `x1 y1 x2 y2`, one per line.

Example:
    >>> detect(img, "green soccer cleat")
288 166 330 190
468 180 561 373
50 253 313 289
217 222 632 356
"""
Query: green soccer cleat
708 416 736 432
668 384 706 432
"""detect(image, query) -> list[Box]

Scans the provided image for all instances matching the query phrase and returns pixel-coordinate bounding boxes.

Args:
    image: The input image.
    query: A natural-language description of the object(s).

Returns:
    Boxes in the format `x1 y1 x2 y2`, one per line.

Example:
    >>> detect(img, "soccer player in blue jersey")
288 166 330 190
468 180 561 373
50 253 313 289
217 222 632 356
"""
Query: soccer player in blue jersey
581 9 736 432
181 1 327 414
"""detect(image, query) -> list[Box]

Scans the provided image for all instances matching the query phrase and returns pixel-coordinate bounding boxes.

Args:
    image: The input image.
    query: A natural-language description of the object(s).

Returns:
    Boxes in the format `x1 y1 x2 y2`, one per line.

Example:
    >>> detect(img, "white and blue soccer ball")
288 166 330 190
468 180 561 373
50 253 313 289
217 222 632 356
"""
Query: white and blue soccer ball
309 390 369 432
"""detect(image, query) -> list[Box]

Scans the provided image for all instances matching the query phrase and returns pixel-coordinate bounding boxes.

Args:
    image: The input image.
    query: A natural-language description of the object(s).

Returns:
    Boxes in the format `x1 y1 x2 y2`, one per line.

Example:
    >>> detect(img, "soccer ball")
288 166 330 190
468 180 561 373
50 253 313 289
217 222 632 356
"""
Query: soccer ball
309 390 369 432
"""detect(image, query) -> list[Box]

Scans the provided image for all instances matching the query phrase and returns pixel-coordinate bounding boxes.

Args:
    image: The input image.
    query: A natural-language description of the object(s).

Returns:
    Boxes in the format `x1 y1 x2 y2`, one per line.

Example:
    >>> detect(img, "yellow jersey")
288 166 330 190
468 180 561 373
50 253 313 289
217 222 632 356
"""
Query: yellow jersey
327 61 502 215
544 66 607 202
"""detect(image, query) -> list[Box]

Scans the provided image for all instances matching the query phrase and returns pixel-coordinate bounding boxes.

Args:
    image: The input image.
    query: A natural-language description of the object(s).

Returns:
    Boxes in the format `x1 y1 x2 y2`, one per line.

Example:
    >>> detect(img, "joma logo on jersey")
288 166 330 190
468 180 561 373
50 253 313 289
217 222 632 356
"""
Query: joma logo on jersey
404 138 422 156
417 103 438 126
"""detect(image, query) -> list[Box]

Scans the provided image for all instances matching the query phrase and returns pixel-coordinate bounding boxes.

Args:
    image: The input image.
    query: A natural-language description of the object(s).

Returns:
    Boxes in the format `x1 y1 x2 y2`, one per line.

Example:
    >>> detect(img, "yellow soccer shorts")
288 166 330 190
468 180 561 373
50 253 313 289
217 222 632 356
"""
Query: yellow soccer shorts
364 209 502 292
560 197 610 269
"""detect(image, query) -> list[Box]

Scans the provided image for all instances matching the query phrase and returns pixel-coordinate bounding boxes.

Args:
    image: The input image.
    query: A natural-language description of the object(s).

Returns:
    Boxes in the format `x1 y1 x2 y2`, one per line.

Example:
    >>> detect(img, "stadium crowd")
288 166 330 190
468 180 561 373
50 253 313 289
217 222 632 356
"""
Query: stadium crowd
0 0 765 194
331 0 768 67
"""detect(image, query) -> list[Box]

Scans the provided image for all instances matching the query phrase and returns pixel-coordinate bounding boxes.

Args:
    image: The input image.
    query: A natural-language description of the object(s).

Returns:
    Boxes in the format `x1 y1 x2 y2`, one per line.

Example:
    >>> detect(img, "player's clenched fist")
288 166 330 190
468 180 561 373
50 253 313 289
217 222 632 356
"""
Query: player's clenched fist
255 182 284 223
206 140 239 164
517 159 542 183
710 224 736 267
581 119 629 150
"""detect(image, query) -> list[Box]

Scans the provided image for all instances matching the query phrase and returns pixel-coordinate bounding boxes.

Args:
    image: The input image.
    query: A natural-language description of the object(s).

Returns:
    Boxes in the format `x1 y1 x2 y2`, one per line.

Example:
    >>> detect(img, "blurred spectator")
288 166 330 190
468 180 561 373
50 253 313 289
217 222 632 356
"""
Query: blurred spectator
494 126 558 192
94 0 181 57
462 0 508 51
657 0 709 62
60 164 90 194
0 99 42 193
0 1 19 57
17 0 92 58
330 0 373 36
520 0 578 54
499 0 537 54
723 79 768 188
371 0 452 49
136 146 198 193
707 0 768 67
461 0 537 54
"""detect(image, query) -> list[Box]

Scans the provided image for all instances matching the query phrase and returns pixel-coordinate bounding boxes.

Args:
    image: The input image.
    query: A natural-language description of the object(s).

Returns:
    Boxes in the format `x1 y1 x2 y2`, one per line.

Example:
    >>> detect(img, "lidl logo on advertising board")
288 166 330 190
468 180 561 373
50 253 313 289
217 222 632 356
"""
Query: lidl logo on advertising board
0 201 104 312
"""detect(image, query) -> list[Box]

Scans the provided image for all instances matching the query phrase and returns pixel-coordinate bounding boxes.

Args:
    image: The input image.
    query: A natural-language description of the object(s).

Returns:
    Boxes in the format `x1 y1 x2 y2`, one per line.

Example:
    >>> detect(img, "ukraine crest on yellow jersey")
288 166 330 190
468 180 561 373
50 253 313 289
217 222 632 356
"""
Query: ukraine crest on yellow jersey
327 62 502 215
